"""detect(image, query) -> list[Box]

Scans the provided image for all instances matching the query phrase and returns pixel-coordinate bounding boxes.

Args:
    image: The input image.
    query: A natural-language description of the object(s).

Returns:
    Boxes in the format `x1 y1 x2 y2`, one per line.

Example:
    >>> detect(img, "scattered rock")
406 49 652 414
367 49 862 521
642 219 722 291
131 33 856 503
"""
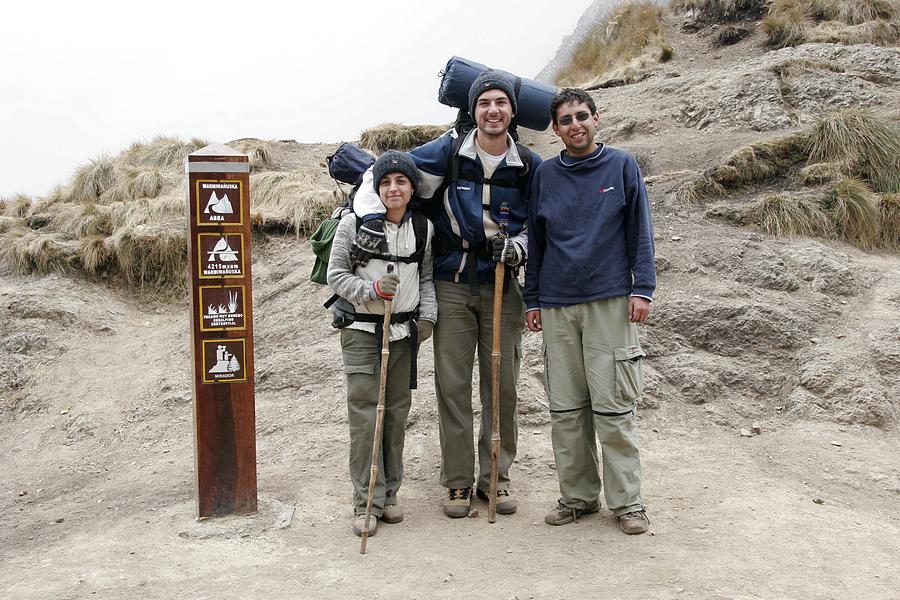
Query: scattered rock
751 423 761 435
813 498 825 505
830 441 842 447
740 428 753 437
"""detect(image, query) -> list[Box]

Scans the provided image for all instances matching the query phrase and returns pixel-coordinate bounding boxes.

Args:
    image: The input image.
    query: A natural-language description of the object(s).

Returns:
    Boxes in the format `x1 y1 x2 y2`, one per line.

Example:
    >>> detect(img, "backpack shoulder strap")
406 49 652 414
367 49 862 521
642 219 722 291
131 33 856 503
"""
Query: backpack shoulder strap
411 211 428 263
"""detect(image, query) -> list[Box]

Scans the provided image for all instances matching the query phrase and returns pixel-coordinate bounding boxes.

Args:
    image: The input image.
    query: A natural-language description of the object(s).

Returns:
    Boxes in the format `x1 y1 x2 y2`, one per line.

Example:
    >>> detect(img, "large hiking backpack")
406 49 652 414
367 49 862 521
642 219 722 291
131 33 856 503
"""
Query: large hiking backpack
309 143 377 284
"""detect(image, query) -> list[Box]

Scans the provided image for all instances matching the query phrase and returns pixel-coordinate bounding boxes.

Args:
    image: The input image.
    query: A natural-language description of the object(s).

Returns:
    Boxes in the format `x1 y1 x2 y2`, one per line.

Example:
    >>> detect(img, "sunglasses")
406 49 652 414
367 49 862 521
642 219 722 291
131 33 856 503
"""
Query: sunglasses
557 111 593 126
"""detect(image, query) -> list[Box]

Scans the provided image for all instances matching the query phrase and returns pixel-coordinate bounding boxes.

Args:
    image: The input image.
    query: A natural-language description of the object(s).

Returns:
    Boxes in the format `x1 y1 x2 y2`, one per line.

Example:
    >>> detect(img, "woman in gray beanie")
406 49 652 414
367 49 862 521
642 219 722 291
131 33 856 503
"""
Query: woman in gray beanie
327 150 437 537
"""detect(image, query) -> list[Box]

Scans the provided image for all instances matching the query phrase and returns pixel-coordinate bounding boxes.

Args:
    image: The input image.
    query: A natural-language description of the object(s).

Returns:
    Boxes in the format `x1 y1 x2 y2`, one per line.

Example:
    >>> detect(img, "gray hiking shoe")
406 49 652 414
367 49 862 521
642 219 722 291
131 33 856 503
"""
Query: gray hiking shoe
476 487 517 515
353 514 377 537
544 499 600 526
443 487 471 518
382 504 403 524
617 510 650 535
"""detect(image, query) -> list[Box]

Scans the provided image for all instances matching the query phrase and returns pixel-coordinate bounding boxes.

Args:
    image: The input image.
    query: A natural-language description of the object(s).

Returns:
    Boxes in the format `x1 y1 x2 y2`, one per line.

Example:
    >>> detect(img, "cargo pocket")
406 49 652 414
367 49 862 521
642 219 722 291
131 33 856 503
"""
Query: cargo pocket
614 346 645 404
344 362 375 375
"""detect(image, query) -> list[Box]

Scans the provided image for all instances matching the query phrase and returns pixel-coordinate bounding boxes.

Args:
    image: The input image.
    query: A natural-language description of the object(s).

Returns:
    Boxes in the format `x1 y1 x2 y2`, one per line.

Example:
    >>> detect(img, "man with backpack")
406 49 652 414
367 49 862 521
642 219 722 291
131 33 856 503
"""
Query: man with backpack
327 151 437 536
352 71 540 518
525 88 655 535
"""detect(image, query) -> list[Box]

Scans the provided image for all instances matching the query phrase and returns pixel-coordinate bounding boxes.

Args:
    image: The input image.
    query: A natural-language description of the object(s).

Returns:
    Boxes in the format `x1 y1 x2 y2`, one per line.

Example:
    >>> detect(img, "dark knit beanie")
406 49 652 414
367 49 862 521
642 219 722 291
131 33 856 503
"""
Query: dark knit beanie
372 150 419 193
467 70 517 117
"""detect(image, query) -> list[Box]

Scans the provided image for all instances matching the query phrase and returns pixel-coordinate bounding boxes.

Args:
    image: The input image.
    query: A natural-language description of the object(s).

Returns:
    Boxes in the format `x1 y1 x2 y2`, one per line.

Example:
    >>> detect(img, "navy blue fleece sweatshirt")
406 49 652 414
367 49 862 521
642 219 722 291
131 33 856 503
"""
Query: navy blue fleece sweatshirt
524 144 656 310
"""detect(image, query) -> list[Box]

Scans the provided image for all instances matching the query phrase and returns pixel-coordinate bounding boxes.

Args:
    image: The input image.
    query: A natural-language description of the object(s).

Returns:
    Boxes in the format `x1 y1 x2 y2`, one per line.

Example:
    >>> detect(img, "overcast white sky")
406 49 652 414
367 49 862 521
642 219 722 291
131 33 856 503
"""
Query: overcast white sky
0 0 595 197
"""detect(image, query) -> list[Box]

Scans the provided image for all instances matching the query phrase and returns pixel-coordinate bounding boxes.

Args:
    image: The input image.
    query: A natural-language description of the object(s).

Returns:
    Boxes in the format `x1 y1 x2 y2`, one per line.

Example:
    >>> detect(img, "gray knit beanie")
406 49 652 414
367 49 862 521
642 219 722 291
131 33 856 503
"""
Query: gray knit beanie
467 70 517 117
372 150 419 193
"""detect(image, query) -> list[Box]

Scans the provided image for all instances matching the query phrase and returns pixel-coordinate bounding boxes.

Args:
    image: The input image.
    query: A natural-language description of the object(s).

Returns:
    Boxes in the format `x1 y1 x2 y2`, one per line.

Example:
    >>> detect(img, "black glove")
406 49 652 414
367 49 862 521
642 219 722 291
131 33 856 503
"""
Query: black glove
491 236 520 266
350 218 388 266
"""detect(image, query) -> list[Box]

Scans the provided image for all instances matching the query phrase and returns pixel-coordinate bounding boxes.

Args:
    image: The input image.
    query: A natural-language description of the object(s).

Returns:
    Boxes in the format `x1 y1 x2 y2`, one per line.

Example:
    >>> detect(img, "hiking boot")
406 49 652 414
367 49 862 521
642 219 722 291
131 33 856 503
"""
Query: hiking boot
443 487 471 518
544 499 600 526
382 504 404 524
476 487 517 515
353 514 378 537
617 510 650 535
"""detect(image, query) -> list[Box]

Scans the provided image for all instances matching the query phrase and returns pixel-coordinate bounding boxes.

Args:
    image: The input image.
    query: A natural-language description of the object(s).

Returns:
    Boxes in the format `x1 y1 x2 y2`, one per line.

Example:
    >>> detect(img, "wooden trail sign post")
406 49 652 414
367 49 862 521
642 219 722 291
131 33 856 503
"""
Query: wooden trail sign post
186 144 257 517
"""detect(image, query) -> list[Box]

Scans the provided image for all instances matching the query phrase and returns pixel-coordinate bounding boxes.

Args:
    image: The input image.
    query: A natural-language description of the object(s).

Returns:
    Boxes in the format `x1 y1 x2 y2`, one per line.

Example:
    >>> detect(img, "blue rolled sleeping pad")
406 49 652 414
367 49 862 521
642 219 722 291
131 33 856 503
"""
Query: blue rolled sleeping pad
326 142 375 185
437 56 556 132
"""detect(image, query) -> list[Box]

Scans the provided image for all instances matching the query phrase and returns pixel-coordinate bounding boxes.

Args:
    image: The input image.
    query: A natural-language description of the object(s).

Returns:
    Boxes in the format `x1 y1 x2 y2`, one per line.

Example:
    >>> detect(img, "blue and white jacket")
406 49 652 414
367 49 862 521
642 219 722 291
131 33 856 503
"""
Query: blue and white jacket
353 129 540 285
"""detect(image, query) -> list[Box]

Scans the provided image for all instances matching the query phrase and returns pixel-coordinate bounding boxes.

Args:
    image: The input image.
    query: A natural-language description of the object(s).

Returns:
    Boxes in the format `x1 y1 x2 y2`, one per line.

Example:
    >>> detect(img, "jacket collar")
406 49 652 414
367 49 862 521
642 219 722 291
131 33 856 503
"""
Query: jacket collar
459 129 523 167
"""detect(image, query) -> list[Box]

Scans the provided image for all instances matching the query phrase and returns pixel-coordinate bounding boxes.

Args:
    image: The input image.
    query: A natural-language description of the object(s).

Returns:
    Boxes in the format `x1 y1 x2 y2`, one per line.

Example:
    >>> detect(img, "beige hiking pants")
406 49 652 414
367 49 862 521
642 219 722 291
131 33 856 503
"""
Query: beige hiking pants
541 295 645 516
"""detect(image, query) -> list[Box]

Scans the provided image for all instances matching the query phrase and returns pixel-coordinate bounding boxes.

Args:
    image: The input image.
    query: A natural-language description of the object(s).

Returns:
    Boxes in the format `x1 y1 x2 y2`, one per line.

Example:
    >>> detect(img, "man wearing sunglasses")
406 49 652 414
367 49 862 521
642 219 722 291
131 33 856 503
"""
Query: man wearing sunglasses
524 88 656 535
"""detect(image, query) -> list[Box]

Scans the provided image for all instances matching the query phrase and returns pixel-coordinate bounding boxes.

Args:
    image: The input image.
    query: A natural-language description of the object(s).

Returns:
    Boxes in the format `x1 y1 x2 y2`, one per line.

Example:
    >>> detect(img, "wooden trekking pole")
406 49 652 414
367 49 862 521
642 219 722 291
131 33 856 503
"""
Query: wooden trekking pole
489 204 510 523
361 264 394 554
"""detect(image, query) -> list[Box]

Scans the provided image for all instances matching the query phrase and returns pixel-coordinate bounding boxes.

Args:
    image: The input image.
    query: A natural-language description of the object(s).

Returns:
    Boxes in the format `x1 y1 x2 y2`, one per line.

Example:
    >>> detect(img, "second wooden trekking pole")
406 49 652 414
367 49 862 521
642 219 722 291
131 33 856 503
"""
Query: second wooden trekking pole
489 204 510 523
361 264 394 554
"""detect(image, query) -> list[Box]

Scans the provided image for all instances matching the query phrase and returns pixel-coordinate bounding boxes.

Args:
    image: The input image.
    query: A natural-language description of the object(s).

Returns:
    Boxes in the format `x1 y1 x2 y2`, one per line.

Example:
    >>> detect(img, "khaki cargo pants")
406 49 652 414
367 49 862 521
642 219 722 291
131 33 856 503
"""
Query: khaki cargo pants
433 278 524 492
341 328 412 517
541 295 645 516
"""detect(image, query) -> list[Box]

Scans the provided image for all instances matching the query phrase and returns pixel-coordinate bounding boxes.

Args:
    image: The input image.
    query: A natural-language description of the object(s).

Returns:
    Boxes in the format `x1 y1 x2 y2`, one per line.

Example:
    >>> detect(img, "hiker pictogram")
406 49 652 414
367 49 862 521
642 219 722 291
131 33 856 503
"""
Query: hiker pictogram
202 339 246 383
209 344 240 373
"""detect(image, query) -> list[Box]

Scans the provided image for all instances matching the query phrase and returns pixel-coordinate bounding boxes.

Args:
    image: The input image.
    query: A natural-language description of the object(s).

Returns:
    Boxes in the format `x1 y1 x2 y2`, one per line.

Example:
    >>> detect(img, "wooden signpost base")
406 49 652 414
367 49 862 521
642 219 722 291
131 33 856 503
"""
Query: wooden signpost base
186 144 257 517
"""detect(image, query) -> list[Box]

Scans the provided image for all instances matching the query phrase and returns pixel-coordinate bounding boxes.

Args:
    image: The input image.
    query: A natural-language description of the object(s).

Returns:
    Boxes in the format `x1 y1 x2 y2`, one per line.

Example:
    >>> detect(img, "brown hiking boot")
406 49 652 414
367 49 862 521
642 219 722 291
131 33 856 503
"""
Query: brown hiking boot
443 487 471 518
617 510 650 535
544 499 600 526
381 504 403 524
476 488 517 515
353 514 377 537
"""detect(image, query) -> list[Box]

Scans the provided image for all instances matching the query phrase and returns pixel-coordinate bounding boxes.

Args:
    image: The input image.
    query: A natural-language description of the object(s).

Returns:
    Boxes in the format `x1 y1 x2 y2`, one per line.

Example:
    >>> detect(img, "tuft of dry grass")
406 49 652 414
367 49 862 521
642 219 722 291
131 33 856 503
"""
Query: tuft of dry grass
79 235 111 275
798 162 845 186
822 177 880 248
763 0 900 47
250 171 342 237
105 222 187 288
806 19 900 44
743 192 831 236
2 194 33 218
770 57 845 77
808 109 900 193
98 167 168 204
70 155 117 202
359 124 448 154
121 136 208 170
0 230 79 275
811 0 899 24
715 23 753 45
878 193 900 249
762 4 814 48
700 132 810 191
557 1 671 87
670 0 766 21
50 203 113 238
228 139 280 171
675 175 727 202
